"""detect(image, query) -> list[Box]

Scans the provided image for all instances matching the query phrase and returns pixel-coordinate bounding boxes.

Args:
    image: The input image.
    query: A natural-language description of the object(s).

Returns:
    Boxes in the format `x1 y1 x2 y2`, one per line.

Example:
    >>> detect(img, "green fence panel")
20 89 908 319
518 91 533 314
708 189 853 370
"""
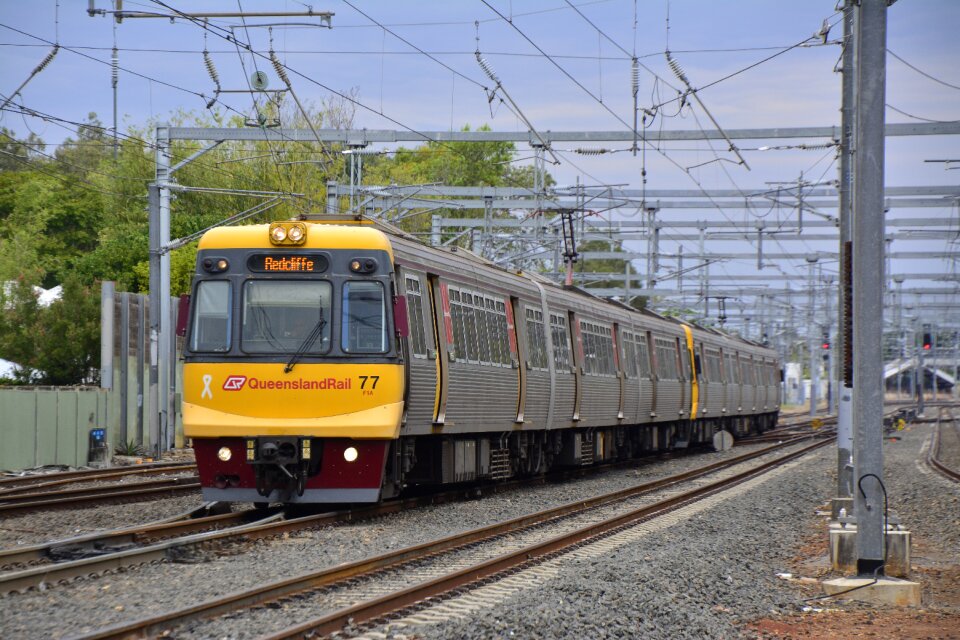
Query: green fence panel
55 390 80 468
1 390 37 471
35 389 59 467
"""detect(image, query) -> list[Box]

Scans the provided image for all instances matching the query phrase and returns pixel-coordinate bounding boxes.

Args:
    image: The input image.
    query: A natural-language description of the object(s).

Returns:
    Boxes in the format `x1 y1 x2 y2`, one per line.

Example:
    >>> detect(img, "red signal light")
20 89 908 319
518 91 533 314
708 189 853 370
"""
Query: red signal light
923 343 931 350
822 342 830 350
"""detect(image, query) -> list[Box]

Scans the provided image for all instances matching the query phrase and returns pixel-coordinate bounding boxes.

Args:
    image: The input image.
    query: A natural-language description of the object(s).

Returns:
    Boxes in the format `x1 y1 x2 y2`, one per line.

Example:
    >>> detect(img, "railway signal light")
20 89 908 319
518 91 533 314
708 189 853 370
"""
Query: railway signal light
922 333 932 350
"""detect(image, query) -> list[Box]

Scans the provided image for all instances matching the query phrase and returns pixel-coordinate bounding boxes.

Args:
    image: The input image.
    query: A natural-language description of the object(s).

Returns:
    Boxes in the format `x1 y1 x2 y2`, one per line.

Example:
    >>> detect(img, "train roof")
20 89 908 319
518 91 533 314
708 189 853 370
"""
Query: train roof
198 221 393 256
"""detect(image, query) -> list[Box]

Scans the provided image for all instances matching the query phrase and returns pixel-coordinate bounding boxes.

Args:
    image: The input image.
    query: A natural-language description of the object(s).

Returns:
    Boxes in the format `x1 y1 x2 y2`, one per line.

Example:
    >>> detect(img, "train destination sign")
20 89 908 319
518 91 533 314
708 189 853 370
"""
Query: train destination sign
248 254 328 273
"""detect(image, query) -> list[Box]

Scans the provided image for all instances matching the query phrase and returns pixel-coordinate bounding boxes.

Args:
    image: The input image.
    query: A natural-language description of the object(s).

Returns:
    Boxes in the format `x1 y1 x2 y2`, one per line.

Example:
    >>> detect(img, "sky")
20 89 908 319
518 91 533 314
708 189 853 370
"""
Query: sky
0 0 957 336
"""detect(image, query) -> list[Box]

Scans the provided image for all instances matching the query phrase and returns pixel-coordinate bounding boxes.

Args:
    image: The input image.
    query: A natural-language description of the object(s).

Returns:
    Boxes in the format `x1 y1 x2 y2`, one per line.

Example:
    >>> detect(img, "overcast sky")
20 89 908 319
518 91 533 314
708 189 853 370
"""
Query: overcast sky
1 1 957 329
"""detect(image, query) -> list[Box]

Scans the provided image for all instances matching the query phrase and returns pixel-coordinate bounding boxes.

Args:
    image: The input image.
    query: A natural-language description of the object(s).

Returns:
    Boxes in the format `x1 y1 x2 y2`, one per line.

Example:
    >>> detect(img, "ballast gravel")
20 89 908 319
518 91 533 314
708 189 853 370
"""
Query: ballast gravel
0 421 955 640
0 489 204 549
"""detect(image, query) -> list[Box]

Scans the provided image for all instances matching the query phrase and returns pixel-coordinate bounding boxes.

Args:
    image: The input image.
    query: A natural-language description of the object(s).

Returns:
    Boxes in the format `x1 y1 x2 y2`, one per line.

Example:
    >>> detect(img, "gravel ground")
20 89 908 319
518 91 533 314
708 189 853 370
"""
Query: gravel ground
0 442 779 639
935 412 960 473
0 491 203 549
387 419 960 640
4 422 953 640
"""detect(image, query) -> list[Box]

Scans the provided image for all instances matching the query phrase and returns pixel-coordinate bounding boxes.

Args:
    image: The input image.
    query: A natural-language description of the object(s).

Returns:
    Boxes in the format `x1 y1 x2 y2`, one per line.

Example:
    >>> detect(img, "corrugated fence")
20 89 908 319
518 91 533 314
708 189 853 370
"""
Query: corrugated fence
0 386 109 471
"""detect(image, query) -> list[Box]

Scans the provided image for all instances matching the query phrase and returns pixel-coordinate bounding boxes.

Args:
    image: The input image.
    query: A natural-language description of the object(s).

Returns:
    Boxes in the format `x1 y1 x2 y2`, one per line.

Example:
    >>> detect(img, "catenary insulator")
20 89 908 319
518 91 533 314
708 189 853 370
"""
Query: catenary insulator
631 58 639 97
666 52 690 86
203 50 221 91
475 51 500 85
575 148 610 155
270 50 291 87
34 45 59 75
111 47 118 88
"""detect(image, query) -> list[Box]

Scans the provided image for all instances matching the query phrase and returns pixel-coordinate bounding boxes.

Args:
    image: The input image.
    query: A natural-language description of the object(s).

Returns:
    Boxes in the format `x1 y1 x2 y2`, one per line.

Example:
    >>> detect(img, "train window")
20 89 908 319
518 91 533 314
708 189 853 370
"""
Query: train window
580 321 616 376
739 356 754 385
485 298 504 366
342 281 387 353
705 349 723 383
404 276 428 358
190 280 231 352
448 289 465 360
549 314 571 371
525 308 548 371
636 335 651 379
474 296 490 363
448 286 510 366
654 337 679 380
241 281 331 354
620 332 634 379
462 292 479 362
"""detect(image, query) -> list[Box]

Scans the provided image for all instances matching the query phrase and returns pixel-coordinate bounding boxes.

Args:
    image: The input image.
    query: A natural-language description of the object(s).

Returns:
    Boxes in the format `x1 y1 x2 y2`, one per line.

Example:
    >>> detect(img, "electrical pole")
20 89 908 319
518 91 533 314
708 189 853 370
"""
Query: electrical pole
807 255 819 417
833 0 857 519
851 0 887 577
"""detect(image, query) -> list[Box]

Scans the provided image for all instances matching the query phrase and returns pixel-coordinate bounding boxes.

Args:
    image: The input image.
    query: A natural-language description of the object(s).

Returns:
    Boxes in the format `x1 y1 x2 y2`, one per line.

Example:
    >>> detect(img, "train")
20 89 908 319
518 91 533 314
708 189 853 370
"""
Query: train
182 217 782 505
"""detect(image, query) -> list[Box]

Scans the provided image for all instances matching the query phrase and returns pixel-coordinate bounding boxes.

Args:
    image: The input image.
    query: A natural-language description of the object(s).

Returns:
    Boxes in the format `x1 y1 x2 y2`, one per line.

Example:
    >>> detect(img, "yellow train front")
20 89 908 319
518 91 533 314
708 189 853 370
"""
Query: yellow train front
182 220 404 504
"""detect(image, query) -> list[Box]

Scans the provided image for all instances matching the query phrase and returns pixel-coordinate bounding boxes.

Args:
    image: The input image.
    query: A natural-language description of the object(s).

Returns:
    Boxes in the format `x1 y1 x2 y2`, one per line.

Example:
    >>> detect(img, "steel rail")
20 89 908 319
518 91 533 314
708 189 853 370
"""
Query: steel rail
927 409 960 483
263 439 832 640
0 462 196 492
0 503 237 570
0 477 201 516
73 436 828 640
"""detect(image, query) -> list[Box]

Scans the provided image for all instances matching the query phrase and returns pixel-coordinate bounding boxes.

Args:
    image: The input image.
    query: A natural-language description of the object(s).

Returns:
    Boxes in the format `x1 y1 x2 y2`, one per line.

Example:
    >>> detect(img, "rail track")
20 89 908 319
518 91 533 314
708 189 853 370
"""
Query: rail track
927 407 960 482
0 414 835 596
69 434 832 640
0 475 201 516
0 461 196 494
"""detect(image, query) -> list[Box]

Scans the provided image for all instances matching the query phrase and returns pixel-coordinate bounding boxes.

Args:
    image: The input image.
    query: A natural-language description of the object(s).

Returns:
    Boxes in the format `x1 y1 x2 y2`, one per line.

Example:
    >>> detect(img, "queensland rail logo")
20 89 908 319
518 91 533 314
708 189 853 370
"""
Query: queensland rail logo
247 376 352 391
222 375 248 391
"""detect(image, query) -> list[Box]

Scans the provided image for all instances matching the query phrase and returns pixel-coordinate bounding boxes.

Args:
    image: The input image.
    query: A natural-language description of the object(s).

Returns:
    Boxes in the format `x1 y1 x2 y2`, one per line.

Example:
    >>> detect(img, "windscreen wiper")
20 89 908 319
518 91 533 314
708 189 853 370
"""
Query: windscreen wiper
284 312 326 373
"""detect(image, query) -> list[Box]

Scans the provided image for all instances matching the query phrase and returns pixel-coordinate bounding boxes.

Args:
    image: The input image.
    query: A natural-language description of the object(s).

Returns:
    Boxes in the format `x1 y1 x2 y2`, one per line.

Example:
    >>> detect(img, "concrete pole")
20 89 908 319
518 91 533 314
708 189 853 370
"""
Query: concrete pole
100 281 115 391
894 275 904 399
852 0 887 576
156 125 172 457
807 255 819 417
834 0 857 515
932 326 938 402
699 221 708 319
917 338 925 415
147 184 161 457
326 181 339 214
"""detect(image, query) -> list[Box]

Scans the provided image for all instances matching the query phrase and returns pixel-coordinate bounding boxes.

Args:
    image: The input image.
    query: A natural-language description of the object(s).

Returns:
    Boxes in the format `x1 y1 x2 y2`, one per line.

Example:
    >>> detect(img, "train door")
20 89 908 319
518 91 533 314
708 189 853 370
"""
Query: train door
519 300 552 428
509 296 525 424
676 336 688 418
429 275 450 426
696 342 706 418
399 269 440 434
613 323 625 420
549 311 576 425
570 311 583 422
645 330 658 419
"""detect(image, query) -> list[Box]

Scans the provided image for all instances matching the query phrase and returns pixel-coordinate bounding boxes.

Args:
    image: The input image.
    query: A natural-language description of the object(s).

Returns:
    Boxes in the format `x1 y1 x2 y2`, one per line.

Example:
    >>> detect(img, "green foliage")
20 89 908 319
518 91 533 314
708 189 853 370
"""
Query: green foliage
0 105 583 384
114 439 147 457
0 275 100 385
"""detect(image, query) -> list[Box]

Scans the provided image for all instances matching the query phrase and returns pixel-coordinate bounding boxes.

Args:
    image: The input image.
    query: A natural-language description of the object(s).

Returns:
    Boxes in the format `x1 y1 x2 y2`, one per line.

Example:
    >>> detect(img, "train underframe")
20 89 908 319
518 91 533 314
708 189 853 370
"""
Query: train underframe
192 411 778 504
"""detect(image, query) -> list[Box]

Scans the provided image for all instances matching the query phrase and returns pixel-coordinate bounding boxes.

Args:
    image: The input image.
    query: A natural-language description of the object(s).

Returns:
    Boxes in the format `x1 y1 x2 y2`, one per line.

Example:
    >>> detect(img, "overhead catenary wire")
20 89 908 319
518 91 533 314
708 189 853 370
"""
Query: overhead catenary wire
887 48 960 92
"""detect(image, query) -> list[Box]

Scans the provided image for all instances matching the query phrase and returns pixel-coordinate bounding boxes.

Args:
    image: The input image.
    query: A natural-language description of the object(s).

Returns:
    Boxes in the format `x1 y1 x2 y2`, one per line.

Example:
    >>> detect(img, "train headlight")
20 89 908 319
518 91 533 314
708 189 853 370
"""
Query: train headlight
287 224 304 243
269 222 307 246
270 225 288 243
217 446 232 462
343 446 359 463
